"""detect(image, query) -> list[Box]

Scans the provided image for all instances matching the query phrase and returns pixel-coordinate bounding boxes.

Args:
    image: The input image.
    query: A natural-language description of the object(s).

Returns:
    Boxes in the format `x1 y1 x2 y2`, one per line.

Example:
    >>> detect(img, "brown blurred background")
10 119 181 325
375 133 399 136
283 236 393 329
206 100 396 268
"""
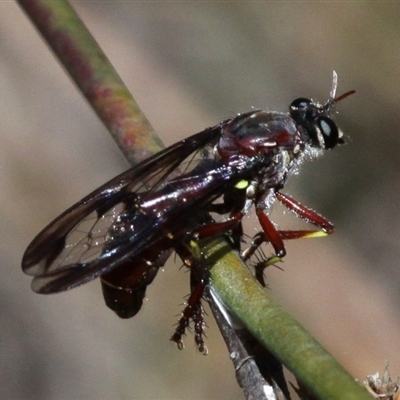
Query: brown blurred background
1 2 399 399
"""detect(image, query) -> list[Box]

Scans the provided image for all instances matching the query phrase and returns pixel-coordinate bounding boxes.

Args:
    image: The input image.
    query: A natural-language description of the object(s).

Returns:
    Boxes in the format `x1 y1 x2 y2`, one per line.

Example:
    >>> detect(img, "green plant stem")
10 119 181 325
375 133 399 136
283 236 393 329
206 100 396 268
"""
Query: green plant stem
17 0 164 165
203 239 372 400
17 1 373 399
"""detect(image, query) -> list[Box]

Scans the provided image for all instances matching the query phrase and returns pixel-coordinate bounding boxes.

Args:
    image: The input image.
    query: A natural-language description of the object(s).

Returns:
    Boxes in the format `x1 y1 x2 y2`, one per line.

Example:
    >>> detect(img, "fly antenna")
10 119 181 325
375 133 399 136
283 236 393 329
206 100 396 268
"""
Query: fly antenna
329 70 338 100
325 71 356 110
333 89 357 103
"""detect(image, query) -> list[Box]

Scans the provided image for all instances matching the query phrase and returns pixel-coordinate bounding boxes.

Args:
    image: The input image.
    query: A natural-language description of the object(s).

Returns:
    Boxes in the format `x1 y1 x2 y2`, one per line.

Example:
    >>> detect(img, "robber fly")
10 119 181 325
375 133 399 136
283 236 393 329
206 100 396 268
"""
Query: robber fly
22 72 354 353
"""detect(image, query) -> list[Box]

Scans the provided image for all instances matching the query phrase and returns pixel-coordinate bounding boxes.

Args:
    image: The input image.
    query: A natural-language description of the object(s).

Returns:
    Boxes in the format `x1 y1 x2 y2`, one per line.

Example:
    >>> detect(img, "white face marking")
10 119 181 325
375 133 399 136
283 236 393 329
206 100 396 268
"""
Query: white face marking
316 129 325 148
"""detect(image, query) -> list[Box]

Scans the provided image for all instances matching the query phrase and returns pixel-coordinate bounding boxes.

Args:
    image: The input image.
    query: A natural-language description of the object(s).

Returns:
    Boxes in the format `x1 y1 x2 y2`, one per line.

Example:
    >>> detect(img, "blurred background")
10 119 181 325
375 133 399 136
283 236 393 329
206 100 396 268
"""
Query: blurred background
1 2 400 399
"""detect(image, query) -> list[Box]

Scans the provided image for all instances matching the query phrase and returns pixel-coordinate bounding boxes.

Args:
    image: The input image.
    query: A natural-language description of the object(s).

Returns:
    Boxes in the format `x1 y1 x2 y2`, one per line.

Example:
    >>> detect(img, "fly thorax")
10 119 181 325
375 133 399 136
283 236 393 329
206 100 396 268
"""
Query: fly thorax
261 188 277 211
241 181 258 213
273 149 293 171
267 147 298 186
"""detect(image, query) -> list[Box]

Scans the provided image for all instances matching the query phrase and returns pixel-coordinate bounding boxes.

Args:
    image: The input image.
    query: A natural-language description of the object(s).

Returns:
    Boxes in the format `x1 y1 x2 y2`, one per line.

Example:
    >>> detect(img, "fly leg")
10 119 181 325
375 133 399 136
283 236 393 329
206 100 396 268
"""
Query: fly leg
171 212 246 354
172 240 209 354
242 230 327 262
275 191 334 234
206 184 248 250
245 190 335 286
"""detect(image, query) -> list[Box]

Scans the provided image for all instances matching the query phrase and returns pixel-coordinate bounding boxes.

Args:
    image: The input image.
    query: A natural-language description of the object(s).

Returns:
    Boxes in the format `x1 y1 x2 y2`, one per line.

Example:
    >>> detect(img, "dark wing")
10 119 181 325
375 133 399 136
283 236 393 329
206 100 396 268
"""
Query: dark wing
22 126 224 294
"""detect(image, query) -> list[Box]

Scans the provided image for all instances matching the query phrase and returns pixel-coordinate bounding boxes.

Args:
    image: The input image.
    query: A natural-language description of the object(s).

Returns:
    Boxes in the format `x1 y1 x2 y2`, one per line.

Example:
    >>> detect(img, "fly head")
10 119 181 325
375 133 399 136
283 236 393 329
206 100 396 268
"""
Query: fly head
289 72 355 150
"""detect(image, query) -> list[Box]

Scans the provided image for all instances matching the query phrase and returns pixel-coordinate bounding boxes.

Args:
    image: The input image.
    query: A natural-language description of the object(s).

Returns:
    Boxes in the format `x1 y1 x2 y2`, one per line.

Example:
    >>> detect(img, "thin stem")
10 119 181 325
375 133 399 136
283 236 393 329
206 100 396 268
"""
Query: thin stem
17 0 164 165
203 239 372 400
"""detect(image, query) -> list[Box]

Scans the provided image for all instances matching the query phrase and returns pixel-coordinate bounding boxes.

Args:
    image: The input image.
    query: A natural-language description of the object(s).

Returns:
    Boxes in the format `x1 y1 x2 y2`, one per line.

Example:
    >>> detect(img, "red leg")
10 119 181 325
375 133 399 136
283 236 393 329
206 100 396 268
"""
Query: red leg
276 191 334 233
253 191 334 259
256 209 286 257
194 217 239 240
246 191 335 286
171 281 208 354
242 229 330 262
172 240 210 354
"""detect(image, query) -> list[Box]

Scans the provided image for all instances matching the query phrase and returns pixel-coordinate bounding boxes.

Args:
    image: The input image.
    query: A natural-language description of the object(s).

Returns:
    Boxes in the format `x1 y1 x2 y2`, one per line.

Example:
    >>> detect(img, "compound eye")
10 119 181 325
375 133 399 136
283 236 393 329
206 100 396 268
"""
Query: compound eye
289 98 311 122
317 116 339 149
290 97 311 110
